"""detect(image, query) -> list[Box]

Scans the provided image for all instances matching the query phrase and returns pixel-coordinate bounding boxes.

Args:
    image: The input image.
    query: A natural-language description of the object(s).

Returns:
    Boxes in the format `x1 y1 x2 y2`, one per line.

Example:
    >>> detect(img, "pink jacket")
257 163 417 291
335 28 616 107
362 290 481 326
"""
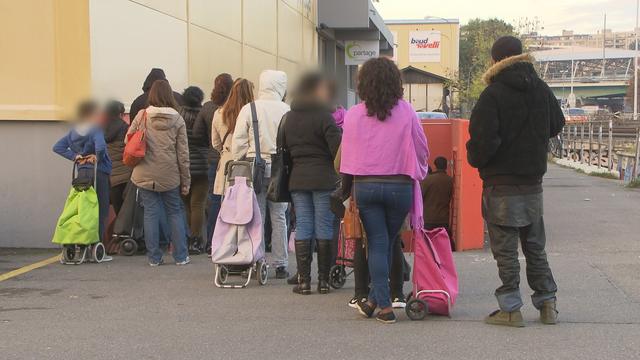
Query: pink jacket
340 100 429 181
340 100 429 227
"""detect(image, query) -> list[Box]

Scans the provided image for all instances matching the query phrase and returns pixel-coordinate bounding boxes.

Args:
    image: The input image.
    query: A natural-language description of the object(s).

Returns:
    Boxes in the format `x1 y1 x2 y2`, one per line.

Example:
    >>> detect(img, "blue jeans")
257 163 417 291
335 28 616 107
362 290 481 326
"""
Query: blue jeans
355 182 413 309
139 187 188 263
291 191 335 241
206 160 221 249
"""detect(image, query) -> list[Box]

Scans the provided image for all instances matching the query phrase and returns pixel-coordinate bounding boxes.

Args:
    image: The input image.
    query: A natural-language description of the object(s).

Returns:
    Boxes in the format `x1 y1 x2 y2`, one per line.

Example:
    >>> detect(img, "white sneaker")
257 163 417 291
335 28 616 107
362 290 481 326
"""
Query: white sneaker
149 259 164 267
392 297 406 309
176 257 191 266
102 255 113 262
348 297 367 309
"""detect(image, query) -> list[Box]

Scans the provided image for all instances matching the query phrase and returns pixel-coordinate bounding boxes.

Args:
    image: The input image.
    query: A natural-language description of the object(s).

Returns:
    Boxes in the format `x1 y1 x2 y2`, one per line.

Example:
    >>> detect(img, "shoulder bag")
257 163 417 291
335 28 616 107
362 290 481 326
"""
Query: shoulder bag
123 110 147 167
249 102 267 194
267 114 292 202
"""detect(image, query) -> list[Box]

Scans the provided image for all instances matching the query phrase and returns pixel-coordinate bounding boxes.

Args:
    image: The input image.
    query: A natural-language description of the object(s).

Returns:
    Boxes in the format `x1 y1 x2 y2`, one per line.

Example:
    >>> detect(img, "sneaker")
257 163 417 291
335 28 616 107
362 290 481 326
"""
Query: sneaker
484 309 525 328
348 297 367 309
176 257 191 266
392 296 406 309
102 255 113 263
376 311 397 324
149 259 164 267
356 300 376 318
275 266 289 279
540 300 558 325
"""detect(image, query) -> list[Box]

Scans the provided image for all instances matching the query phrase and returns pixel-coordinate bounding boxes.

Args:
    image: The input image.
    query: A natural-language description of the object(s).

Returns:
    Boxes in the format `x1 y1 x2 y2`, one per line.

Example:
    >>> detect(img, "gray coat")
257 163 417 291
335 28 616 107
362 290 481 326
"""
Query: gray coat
127 106 190 192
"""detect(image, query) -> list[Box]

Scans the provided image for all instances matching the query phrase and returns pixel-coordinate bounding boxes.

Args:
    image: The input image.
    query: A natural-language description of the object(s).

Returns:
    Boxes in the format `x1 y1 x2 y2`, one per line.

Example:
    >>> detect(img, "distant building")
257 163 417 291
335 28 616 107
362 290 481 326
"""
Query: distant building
532 47 639 112
524 28 639 50
386 18 460 113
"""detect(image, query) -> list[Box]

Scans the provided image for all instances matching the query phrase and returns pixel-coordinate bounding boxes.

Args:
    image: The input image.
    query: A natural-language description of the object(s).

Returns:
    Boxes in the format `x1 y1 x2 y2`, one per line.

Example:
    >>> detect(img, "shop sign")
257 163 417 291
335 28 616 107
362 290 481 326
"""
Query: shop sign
409 31 441 63
345 40 379 65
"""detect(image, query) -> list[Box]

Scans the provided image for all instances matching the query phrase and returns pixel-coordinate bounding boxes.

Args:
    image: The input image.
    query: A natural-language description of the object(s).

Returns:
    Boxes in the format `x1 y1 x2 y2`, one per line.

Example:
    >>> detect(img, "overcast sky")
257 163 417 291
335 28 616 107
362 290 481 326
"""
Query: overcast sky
375 0 637 35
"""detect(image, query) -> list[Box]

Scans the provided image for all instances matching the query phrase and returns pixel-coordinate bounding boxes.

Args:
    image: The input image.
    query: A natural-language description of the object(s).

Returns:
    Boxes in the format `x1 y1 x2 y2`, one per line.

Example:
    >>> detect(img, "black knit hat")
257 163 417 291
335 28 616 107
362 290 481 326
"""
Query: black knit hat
491 36 523 62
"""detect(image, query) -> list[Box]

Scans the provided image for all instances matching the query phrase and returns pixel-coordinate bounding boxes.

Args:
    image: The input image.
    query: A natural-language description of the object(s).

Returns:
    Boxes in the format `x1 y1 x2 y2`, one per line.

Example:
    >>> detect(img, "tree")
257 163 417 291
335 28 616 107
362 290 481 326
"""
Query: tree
459 19 516 115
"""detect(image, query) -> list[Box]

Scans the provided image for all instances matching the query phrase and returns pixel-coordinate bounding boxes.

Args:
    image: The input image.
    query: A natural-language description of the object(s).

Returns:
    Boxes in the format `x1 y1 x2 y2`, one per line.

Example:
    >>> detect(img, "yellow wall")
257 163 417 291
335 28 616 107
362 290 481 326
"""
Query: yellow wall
0 0 318 120
0 0 90 121
388 22 460 79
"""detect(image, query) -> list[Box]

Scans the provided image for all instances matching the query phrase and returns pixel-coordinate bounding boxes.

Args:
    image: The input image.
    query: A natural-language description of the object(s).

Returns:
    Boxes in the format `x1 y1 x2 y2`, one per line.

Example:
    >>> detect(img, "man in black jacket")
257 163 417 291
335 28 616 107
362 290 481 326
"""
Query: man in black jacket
467 36 565 327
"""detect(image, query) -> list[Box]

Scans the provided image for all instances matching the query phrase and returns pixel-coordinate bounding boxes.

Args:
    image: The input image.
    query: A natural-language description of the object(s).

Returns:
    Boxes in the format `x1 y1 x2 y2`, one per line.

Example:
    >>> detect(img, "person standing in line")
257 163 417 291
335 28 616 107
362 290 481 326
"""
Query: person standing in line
193 73 234 253
53 101 114 261
421 156 454 250
341 58 429 324
179 86 208 254
281 72 341 295
129 68 184 123
127 80 191 266
103 100 131 215
211 79 255 196
467 36 565 327
232 70 290 279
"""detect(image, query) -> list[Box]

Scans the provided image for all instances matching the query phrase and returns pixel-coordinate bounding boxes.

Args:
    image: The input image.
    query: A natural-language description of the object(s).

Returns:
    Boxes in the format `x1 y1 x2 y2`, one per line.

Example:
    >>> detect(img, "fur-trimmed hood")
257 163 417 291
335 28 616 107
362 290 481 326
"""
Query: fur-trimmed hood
482 53 536 88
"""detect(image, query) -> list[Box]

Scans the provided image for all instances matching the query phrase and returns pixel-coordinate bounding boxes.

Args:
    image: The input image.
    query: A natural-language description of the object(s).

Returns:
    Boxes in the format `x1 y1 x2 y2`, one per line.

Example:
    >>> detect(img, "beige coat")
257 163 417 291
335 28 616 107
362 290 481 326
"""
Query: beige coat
211 108 232 195
127 106 190 192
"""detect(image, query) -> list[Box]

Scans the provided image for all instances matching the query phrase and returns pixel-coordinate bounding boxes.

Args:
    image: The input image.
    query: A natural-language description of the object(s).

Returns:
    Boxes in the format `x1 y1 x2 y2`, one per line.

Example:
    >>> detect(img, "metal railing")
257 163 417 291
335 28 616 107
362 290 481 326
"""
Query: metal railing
552 115 640 181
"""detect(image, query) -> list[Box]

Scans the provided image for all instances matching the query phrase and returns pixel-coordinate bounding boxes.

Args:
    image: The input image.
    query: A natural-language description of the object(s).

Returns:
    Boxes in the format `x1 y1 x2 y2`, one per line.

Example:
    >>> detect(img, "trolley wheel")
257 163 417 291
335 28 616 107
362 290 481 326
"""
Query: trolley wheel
92 243 105 263
258 261 268 285
406 298 428 321
329 265 347 289
62 245 75 263
120 238 138 256
218 265 229 284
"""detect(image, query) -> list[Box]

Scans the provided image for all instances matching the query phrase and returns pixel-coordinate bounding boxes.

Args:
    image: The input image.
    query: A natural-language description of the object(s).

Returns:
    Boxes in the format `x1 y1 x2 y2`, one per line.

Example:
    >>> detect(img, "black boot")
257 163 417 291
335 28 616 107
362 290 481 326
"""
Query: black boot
292 241 311 295
287 272 299 285
317 239 332 294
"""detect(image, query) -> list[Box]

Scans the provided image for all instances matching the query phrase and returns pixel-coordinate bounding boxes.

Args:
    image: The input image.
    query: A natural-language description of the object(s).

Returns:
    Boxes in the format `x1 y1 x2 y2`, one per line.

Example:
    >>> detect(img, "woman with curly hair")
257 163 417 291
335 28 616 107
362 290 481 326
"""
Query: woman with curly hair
340 57 429 323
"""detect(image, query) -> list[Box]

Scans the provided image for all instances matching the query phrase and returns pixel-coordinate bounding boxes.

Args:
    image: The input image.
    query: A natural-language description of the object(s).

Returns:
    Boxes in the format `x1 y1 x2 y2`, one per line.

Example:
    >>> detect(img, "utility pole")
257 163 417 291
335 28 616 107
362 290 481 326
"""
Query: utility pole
602 13 607 78
634 0 640 178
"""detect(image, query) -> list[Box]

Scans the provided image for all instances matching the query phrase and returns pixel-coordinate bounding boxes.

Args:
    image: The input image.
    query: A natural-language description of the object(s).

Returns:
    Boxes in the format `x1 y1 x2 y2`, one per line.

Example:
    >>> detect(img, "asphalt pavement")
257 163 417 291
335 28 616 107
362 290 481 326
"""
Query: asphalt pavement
1 164 639 360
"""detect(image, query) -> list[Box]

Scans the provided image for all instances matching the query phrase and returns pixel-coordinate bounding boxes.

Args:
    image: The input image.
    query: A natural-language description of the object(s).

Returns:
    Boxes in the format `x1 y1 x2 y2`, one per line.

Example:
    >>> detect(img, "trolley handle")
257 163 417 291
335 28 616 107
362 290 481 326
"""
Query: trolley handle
72 157 98 190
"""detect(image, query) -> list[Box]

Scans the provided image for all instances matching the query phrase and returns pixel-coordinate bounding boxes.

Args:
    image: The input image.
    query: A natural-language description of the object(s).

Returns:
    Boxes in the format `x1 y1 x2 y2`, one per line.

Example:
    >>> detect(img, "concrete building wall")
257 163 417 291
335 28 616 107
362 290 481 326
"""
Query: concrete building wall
0 0 318 248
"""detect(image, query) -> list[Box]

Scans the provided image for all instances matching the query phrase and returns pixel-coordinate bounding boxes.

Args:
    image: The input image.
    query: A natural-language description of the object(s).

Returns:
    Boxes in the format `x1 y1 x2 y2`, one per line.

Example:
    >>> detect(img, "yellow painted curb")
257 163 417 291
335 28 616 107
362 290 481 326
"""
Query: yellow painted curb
0 255 60 282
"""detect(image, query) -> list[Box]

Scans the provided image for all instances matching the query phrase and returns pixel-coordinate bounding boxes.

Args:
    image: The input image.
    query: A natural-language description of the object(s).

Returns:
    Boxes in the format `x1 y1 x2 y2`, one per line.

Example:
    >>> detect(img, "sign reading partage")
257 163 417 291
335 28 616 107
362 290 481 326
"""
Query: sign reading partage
345 40 379 65
409 31 441 63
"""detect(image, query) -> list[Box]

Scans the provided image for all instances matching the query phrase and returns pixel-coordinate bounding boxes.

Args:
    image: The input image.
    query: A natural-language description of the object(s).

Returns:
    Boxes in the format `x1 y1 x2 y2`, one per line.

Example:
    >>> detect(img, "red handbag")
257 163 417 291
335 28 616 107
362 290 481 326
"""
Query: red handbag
123 111 147 167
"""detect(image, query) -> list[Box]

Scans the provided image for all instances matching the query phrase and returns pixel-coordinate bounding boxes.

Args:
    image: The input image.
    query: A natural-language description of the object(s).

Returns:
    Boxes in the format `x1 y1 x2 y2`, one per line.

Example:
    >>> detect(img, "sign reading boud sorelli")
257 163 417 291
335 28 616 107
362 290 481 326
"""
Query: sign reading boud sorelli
345 40 379 65
409 31 441 63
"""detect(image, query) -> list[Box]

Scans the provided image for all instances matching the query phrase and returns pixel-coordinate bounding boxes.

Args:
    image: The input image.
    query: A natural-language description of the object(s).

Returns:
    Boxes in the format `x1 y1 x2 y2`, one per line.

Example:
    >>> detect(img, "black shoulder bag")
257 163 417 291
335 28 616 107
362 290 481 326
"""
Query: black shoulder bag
267 114 292 202
250 102 267 194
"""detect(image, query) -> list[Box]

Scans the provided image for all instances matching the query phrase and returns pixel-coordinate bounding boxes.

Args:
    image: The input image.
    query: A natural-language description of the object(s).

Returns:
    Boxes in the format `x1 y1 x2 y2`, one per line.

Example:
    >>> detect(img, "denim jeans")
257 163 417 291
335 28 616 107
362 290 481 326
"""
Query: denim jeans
139 187 188 263
206 159 221 249
355 182 413 309
291 191 335 241
256 177 288 268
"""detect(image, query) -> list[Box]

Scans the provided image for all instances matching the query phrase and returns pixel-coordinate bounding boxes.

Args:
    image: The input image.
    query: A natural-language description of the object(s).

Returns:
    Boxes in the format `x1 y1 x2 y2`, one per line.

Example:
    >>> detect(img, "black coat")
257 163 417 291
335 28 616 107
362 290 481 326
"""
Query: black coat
192 100 221 164
467 54 565 186
282 100 342 191
129 69 183 120
180 106 209 177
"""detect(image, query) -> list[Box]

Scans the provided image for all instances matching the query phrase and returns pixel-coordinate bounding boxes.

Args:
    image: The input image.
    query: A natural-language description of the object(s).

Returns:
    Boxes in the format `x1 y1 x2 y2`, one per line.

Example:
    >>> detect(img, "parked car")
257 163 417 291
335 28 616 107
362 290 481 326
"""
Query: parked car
563 108 588 124
417 111 448 120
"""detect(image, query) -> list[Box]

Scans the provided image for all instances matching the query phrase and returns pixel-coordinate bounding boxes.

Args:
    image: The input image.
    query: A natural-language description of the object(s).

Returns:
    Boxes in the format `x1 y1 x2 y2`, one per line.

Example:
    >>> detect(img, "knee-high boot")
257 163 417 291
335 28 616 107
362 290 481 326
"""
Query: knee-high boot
293 240 311 295
317 239 332 294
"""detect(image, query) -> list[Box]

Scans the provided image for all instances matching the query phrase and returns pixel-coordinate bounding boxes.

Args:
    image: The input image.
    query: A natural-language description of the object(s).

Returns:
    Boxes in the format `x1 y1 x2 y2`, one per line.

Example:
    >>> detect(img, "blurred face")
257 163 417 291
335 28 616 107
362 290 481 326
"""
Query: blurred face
313 80 331 103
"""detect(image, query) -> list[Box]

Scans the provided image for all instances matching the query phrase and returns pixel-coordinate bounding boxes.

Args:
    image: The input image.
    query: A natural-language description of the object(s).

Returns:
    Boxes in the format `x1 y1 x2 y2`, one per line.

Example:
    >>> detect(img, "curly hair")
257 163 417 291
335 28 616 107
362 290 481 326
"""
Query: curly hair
182 86 204 108
357 57 403 121
211 73 233 106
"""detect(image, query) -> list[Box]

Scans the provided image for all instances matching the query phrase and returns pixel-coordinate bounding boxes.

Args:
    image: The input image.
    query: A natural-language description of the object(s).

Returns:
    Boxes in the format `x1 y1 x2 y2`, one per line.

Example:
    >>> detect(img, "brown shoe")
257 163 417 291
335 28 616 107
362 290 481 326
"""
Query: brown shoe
484 309 525 327
540 300 558 325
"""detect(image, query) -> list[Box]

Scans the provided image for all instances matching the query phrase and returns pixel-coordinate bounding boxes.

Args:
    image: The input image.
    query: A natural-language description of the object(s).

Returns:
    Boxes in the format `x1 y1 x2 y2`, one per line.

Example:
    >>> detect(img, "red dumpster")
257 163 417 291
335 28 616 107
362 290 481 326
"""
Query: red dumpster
402 118 484 251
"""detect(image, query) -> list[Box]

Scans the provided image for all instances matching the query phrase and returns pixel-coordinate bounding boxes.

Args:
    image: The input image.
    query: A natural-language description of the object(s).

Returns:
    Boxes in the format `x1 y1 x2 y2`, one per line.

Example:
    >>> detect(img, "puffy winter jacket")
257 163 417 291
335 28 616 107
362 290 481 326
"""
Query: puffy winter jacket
180 105 209 177
127 106 190 192
467 54 565 185
232 70 290 163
